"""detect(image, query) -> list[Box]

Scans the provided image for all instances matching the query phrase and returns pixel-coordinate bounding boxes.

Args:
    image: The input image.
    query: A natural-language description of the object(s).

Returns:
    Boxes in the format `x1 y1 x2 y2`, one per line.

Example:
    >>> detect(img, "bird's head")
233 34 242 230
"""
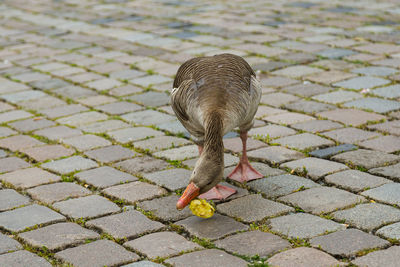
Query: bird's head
176 155 223 210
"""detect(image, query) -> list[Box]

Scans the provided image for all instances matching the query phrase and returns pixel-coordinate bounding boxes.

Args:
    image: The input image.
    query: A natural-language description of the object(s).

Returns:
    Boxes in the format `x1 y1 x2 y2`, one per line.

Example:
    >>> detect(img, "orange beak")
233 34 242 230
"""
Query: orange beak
176 182 200 210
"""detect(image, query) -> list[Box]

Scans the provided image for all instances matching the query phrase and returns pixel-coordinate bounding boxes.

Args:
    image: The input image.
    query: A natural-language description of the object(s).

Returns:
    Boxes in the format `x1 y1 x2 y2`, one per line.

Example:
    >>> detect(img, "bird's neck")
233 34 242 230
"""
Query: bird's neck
202 112 224 164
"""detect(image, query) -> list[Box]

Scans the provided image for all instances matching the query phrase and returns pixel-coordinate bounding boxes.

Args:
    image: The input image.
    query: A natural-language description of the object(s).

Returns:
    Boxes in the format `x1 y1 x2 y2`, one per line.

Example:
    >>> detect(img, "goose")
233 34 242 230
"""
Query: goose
172 53 263 210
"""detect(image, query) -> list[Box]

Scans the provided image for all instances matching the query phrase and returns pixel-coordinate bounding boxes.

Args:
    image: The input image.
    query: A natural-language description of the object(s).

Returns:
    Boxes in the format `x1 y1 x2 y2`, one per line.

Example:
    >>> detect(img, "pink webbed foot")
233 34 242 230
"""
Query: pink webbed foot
228 161 263 183
199 184 237 200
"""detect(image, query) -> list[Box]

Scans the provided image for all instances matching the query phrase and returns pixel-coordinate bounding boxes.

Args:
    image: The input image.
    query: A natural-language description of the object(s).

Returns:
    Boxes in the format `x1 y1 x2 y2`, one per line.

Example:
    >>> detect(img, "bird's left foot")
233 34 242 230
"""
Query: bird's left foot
199 184 237 200
227 161 263 183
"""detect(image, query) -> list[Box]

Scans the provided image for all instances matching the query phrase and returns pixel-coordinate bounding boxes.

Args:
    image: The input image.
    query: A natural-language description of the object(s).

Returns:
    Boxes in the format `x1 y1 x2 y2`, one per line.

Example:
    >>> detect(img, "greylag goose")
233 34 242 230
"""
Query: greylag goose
172 53 263 210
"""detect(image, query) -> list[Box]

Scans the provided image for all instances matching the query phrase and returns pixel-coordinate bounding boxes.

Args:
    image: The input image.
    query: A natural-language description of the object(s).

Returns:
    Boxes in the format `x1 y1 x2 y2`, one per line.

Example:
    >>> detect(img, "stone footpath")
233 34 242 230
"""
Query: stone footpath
0 0 400 266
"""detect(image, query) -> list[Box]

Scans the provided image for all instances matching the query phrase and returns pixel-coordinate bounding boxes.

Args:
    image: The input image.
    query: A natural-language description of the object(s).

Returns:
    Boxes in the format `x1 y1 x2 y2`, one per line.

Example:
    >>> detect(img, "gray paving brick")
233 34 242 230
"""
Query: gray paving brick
359 135 400 153
102 181 167 204
96 101 142 115
309 144 357 159
124 232 200 259
217 194 293 222
0 135 44 152
344 97 400 113
57 111 108 127
127 91 170 107
40 104 89 119
317 109 386 126
133 136 191 152
176 214 248 240
333 76 390 90
215 230 290 258
283 83 331 97
0 167 60 189
247 146 305 164
369 162 400 181
372 84 400 99
53 195 120 219
376 222 400 241
0 157 31 173
268 213 345 239
284 99 336 114
0 233 22 254
108 127 164 143
0 250 51 267
121 110 176 125
122 261 163 267
79 119 129 134
8 118 55 132
248 124 296 139
0 189 31 211
153 145 198 161
34 126 82 141
310 229 389 257
18 222 99 251
21 144 75 162
27 182 91 204
42 156 98 174
312 90 362 104
275 133 334 150
165 249 248 267
352 246 400 267
332 149 400 169
137 194 192 222
352 66 398 76
223 136 268 153
0 204 65 232
114 156 168 175
84 145 136 163
86 210 164 239
333 203 400 231
63 134 111 151
323 127 380 144
0 110 33 123
0 126 17 138
361 183 400 206
142 168 191 191
279 186 365 214
368 120 400 136
55 240 139 267
268 247 346 267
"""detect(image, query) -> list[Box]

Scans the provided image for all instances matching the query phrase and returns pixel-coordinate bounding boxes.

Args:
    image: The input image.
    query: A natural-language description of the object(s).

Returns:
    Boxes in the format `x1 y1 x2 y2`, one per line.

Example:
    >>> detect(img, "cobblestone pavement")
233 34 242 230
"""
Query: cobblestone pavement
0 0 400 266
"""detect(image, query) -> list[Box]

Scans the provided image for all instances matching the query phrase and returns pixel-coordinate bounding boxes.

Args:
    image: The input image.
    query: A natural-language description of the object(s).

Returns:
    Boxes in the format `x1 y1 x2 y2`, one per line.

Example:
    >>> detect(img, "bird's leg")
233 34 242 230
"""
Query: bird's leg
228 132 264 183
196 145 236 200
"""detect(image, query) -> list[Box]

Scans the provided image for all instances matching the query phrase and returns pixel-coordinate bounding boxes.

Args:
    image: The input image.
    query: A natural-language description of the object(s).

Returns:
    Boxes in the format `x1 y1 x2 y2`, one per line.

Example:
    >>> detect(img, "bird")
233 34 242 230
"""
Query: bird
172 53 263 210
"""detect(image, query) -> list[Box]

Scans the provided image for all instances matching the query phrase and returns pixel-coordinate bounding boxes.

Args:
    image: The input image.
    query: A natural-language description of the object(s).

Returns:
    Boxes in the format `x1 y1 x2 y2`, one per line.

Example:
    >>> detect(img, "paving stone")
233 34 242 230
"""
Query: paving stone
291 119 343 133
265 112 315 125
0 110 33 123
130 75 172 87
55 240 139 267
267 247 346 267
369 120 400 136
312 90 362 104
317 109 386 126
54 85 97 100
142 168 191 191
122 261 163 267
248 174 320 198
176 214 248 240
124 231 201 259
248 146 304 164
0 232 22 254
57 111 108 127
108 127 164 143
344 97 400 113
332 149 400 169
248 124 296 139
137 194 192 222
376 222 400 240
352 66 398 76
110 85 143 96
27 182 91 204
127 91 170 107
361 183 400 206
272 66 323 78
18 222 100 251
9 117 55 132
333 76 391 90
102 181 167 204
372 84 400 99
42 156 98 174
34 126 82 141
78 95 117 107
215 230 290 258
0 167 60 189
156 120 190 136
79 119 129 134
268 213 346 239
309 144 357 159
223 137 267 153
369 162 400 181
133 136 191 152
275 133 334 150
323 127 380 144
85 78 123 91
0 135 44 152
121 110 176 125
114 156 168 175
279 186 365 214
306 70 356 84
317 48 355 59
217 194 293 222
284 99 335 114
165 249 248 267
154 145 198 161
256 106 288 119
84 145 136 163
53 195 120 219
0 126 17 137
75 166 137 188
2 90 47 104
0 204 65 232
355 44 400 54
332 203 400 231
96 101 142 115
20 144 75 162
310 229 390 257
260 76 299 88
0 157 30 173
260 92 299 107
352 246 400 267
0 250 51 267
359 135 400 153
283 83 331 97
0 189 31 211
40 104 89 119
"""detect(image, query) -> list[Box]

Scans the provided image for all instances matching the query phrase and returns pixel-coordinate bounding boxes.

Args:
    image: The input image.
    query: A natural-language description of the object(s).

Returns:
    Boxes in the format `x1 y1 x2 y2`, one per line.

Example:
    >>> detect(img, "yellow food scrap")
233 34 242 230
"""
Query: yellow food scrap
189 199 215 218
